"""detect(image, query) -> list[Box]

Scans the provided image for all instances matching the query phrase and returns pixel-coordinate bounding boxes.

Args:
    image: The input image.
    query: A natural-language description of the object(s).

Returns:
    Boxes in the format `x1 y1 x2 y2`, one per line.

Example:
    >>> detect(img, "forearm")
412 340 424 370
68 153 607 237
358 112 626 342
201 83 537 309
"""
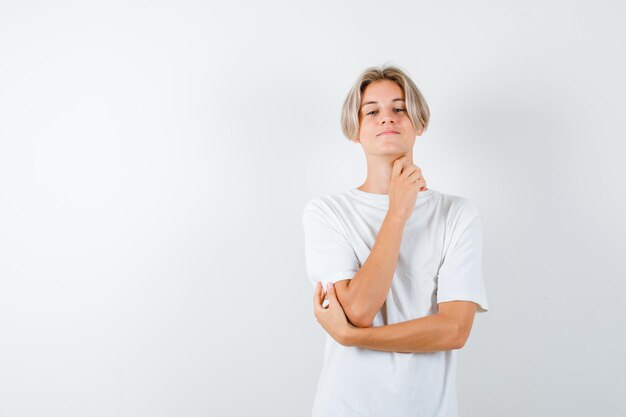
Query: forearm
344 313 461 353
346 214 407 326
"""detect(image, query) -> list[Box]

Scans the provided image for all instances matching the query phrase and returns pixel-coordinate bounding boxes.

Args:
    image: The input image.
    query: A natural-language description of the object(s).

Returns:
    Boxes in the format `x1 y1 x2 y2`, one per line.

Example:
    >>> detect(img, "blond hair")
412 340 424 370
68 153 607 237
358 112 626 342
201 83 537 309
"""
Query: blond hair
341 64 430 141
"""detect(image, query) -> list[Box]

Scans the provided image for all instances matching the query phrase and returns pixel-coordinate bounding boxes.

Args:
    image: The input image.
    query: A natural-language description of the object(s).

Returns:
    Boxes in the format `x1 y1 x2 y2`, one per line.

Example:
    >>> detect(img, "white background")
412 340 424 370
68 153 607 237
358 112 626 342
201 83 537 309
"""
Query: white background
1 1 625 416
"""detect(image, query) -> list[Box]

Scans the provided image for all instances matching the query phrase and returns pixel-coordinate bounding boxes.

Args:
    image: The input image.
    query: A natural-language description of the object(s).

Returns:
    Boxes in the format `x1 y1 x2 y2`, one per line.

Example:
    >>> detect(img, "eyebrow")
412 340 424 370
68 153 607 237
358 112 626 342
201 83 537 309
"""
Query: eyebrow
361 98 405 109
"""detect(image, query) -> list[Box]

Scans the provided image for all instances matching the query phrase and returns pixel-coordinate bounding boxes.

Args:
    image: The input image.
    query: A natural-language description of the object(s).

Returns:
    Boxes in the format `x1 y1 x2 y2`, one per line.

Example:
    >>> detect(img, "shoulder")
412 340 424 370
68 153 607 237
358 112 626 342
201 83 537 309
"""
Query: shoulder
302 195 328 219
431 190 482 224
302 190 350 218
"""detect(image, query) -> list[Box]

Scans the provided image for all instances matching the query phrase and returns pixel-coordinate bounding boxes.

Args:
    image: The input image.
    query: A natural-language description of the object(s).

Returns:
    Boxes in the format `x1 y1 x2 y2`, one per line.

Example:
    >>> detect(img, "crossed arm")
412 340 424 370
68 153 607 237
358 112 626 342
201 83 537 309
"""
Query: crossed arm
319 279 477 353
318 213 477 353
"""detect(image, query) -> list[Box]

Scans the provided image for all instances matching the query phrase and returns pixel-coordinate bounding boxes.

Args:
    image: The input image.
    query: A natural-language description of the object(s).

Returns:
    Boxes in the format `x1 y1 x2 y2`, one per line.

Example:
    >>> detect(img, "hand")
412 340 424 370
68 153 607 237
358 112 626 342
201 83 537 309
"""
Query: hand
313 281 356 346
387 156 428 222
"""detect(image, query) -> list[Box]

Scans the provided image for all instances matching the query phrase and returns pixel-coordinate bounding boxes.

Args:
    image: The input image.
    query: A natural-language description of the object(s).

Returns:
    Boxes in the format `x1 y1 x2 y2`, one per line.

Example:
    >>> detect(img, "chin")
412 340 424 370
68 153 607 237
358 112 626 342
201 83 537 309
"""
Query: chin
378 143 408 151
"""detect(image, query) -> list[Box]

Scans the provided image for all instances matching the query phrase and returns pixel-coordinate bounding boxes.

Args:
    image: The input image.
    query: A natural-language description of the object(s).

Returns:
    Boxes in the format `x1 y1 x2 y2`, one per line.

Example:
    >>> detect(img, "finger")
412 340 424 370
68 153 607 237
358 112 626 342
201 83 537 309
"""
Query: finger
326 282 337 306
403 165 419 179
407 169 421 183
319 282 327 305
314 281 322 312
401 158 411 174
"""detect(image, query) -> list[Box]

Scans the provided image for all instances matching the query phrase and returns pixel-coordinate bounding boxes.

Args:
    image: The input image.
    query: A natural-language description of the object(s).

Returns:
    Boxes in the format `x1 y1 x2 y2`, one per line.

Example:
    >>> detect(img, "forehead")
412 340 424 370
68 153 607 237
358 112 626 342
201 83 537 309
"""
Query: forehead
361 80 404 101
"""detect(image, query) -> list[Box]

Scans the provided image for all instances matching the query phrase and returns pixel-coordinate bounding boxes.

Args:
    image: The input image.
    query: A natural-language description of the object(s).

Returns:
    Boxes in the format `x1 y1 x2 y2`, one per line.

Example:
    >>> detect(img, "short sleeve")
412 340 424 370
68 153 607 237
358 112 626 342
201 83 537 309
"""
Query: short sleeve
302 199 361 291
436 203 489 313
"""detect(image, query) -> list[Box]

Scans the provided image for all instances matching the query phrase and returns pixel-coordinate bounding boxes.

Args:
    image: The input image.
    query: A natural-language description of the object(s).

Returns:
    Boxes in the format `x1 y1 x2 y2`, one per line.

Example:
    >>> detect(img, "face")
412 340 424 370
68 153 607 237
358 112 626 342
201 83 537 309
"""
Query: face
355 79 422 157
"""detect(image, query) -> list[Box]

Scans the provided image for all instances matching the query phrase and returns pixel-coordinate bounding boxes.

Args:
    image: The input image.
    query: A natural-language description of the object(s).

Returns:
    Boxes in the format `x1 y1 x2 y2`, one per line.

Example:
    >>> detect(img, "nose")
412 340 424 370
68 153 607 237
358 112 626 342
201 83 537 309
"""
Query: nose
380 109 395 124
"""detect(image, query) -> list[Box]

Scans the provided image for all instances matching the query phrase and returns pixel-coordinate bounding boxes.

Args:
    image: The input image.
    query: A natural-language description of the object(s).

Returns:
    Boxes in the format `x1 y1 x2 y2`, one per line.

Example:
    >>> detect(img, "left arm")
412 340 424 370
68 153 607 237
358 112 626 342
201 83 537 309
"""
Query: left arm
344 301 477 353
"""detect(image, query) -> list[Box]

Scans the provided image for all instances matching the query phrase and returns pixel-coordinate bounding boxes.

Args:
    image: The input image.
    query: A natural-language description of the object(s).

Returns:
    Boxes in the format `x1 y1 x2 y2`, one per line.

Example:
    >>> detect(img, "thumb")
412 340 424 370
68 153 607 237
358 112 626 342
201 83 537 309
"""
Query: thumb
391 157 404 178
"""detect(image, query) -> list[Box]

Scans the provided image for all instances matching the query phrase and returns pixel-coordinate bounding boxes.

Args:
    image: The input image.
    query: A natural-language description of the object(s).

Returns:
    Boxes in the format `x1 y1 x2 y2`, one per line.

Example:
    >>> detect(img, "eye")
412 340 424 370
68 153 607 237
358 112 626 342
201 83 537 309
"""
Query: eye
365 108 406 116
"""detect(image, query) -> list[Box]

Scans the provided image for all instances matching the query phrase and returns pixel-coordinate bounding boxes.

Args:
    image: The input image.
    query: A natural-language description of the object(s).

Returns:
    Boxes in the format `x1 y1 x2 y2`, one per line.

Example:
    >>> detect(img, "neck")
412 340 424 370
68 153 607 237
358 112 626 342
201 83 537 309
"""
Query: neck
357 149 414 194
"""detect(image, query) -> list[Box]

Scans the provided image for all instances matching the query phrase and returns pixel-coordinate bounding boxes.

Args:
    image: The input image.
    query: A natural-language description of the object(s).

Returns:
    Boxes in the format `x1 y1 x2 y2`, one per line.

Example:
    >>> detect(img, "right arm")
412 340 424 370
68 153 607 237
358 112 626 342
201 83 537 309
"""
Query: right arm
334 213 408 328
334 156 427 328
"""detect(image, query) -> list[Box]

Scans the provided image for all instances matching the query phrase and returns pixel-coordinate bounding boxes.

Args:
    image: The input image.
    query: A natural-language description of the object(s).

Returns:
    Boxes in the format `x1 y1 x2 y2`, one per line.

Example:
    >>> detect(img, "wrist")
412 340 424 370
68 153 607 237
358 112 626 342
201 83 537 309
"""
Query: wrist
342 325 363 347
384 212 408 226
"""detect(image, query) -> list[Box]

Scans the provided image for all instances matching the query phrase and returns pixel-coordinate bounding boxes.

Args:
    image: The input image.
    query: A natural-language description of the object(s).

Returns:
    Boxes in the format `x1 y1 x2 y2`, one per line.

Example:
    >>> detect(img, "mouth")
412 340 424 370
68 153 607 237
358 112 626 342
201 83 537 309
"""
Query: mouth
378 130 400 136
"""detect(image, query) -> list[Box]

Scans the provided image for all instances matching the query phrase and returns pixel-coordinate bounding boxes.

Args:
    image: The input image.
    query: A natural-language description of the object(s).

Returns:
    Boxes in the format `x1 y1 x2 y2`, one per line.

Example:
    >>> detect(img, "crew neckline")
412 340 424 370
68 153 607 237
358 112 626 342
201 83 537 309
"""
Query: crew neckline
349 187 434 202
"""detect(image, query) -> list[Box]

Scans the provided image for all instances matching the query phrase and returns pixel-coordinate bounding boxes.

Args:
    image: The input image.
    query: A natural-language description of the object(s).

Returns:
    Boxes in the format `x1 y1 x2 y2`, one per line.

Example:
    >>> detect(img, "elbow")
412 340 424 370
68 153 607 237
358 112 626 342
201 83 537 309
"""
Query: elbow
338 281 376 328
345 306 375 328
452 338 465 350
352 316 374 328
452 326 470 350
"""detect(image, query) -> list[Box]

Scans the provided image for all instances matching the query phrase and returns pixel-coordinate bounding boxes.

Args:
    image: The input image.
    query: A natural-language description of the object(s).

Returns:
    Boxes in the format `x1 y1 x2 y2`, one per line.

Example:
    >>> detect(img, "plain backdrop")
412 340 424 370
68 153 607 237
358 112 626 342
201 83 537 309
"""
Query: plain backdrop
1 0 625 416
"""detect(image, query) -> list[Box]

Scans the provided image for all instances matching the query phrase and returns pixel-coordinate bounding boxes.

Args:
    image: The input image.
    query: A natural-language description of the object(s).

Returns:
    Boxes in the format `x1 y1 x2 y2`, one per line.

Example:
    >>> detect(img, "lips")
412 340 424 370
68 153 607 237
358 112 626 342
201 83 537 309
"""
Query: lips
378 130 400 136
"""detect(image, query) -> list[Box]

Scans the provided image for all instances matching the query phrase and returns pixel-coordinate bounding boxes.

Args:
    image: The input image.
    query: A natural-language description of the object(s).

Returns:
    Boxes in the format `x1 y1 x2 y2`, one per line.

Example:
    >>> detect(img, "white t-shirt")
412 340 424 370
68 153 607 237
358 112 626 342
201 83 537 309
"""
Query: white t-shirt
301 187 489 417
